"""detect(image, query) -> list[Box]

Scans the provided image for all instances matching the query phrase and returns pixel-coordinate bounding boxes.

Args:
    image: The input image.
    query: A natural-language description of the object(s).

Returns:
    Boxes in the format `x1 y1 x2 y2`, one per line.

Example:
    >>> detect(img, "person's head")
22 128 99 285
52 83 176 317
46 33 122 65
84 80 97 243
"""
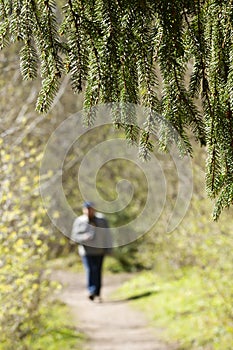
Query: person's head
82 201 95 219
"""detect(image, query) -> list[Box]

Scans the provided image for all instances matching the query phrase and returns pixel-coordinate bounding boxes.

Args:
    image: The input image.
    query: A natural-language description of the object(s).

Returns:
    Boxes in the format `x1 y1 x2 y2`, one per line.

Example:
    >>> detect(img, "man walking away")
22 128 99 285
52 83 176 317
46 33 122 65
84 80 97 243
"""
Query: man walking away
71 202 112 301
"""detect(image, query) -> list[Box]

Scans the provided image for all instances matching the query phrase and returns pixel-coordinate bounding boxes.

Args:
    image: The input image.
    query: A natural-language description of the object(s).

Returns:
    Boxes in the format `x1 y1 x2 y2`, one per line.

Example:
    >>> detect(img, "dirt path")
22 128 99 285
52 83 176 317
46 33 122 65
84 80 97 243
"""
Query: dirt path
52 270 177 350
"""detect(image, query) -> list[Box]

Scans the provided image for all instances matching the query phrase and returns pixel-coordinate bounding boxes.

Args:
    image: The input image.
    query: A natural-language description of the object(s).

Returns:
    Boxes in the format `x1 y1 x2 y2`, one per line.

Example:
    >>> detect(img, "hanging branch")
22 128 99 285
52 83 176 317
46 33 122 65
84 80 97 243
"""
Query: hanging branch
1 0 233 217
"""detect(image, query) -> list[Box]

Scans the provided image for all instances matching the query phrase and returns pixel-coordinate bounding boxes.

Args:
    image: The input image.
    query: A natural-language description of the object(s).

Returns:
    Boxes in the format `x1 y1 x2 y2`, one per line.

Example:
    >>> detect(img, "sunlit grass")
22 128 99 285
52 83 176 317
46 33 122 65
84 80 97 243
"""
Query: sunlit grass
25 301 85 350
115 269 233 350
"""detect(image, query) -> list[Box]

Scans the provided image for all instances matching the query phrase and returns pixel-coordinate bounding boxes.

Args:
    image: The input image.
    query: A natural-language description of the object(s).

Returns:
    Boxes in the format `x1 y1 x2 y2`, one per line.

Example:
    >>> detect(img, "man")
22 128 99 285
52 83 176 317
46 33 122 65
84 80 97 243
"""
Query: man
71 201 112 301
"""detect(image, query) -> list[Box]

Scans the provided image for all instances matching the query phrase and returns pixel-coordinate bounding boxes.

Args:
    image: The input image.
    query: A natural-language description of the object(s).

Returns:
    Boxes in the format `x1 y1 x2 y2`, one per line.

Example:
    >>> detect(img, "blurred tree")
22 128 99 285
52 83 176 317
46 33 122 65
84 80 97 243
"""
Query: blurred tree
0 48 82 348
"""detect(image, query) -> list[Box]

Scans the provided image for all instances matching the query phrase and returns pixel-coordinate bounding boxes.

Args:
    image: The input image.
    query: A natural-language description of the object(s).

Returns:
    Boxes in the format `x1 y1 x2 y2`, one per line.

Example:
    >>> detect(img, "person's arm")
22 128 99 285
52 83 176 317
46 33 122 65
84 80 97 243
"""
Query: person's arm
71 217 95 243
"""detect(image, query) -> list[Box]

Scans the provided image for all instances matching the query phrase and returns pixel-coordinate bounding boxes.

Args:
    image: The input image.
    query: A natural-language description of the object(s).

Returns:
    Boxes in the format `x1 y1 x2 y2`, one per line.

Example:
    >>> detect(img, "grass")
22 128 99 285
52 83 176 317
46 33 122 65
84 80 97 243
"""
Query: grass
25 300 86 350
115 268 233 350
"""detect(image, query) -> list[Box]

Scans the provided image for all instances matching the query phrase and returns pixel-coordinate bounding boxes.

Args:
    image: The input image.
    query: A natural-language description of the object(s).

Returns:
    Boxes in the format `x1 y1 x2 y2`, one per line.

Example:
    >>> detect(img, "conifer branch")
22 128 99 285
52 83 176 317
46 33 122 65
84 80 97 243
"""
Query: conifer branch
2 0 233 216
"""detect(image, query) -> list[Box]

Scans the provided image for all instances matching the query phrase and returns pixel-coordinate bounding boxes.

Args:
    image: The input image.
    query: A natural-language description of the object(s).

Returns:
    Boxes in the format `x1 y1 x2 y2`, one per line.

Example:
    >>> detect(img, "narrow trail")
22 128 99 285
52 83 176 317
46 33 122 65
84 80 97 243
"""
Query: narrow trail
52 270 177 350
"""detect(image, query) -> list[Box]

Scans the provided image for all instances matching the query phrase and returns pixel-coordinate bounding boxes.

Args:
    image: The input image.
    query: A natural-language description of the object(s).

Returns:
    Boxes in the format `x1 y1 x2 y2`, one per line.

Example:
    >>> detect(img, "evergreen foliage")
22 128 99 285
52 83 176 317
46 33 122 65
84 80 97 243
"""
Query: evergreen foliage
1 0 233 216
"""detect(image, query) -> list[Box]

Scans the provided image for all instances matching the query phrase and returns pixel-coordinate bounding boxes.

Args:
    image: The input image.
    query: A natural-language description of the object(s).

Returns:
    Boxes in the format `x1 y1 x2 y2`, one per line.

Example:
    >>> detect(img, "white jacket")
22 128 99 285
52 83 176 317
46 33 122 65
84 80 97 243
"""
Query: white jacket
71 213 112 256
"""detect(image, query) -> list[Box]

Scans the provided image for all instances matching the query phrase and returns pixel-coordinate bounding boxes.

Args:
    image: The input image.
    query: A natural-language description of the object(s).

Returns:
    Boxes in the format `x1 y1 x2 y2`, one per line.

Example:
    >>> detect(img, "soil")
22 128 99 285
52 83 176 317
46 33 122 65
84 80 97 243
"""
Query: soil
51 270 178 350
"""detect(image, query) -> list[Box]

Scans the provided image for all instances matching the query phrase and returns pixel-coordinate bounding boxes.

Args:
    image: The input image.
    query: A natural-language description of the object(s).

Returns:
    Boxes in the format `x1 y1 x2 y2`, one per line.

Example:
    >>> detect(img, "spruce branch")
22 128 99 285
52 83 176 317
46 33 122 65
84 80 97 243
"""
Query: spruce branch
0 19 9 49
2 0 233 216
35 73 60 113
20 41 38 80
61 0 87 92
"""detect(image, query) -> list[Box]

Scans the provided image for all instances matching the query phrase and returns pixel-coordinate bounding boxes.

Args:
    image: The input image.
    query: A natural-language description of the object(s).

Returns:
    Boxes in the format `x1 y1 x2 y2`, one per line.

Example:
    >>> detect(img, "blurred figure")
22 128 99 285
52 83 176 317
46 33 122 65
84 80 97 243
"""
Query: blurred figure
71 202 112 301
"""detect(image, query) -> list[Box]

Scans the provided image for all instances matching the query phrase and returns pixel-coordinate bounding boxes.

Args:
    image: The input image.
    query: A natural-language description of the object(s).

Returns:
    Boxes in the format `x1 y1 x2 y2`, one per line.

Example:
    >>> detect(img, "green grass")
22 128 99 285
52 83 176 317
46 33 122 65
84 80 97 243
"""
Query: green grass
24 301 86 350
115 269 233 350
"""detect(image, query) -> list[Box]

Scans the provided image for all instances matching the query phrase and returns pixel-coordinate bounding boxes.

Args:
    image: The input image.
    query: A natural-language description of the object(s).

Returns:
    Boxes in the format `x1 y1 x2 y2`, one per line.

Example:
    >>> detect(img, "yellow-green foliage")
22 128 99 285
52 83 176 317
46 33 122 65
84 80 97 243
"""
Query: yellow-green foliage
0 142 52 349
0 48 84 349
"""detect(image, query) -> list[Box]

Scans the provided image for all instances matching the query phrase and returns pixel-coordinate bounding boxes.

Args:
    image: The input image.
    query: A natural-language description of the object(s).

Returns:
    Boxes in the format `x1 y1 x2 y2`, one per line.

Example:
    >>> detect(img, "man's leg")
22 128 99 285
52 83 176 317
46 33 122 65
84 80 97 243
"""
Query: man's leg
82 255 104 299
82 255 95 297
94 255 104 297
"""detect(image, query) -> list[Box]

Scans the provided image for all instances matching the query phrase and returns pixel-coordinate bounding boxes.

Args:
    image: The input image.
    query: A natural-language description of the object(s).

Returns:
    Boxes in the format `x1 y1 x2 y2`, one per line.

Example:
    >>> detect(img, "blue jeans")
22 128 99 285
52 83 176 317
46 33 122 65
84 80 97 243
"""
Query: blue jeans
82 255 104 296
